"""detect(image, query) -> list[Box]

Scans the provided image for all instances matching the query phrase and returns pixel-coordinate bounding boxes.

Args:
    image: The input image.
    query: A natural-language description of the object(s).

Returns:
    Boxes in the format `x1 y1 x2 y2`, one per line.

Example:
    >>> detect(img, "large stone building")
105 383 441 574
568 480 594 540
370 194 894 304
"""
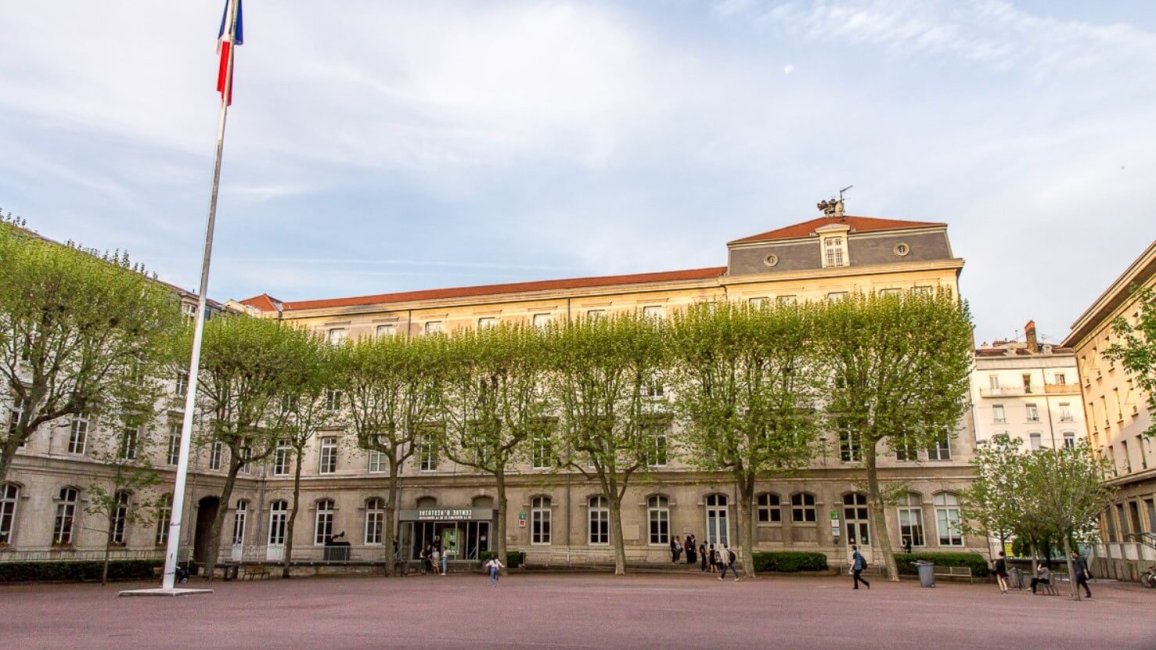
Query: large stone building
2 207 987 571
1062 241 1156 580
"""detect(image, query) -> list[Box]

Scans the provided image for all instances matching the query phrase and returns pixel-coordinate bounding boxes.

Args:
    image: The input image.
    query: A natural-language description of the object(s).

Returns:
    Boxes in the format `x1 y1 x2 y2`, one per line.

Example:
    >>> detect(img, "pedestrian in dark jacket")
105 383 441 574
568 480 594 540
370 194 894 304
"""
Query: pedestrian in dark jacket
699 543 708 572
1071 552 1092 598
994 551 1008 594
851 545 870 590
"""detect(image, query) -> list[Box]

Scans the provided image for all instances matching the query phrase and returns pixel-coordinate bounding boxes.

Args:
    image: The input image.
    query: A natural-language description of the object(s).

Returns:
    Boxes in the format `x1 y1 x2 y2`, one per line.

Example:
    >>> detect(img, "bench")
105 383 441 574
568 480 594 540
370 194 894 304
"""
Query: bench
240 564 271 580
932 566 973 583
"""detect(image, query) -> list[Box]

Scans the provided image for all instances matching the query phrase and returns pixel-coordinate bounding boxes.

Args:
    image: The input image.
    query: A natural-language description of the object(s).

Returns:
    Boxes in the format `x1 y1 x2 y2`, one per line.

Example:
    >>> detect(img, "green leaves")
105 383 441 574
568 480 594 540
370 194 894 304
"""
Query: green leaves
1105 284 1156 436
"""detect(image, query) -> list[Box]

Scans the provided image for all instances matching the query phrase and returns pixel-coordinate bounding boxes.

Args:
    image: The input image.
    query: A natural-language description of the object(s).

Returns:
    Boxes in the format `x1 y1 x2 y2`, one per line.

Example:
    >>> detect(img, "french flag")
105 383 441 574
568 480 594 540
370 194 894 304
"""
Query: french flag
216 0 244 105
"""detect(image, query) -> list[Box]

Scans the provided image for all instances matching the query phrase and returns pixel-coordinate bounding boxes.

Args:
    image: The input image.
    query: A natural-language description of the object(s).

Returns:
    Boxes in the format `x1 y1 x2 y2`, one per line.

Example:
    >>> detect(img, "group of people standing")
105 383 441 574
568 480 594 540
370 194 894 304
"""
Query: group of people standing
993 551 1092 598
418 538 449 576
670 535 740 579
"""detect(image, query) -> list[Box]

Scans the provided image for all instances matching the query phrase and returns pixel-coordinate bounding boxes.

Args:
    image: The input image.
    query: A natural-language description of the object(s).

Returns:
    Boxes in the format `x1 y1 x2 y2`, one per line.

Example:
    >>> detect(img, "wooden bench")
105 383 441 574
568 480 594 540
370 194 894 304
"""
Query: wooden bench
932 566 973 583
240 564 271 580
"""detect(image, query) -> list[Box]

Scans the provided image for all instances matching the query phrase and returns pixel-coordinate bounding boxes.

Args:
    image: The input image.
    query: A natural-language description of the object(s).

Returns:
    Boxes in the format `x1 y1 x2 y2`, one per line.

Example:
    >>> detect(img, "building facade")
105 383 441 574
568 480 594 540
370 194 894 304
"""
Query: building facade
1062 241 1156 580
2 209 988 570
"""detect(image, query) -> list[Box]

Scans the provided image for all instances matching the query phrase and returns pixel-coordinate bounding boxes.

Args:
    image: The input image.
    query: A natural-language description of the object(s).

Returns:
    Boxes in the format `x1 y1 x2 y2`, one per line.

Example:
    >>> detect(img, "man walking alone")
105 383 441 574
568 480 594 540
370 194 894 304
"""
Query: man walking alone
1071 551 1092 598
719 544 740 581
851 545 870 590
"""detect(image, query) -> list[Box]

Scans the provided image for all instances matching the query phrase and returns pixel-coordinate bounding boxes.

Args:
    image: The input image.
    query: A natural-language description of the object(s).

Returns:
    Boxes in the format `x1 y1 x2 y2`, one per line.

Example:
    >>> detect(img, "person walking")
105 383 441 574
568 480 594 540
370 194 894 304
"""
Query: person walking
718 544 740 581
671 537 681 563
708 544 718 574
685 535 697 565
699 543 708 572
1071 552 1092 598
484 555 504 586
440 546 449 575
994 551 1009 594
851 545 870 590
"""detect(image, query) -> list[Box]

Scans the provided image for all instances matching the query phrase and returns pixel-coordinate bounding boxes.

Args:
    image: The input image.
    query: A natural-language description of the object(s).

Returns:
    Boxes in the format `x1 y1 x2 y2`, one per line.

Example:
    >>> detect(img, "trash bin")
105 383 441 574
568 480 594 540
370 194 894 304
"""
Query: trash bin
916 560 936 588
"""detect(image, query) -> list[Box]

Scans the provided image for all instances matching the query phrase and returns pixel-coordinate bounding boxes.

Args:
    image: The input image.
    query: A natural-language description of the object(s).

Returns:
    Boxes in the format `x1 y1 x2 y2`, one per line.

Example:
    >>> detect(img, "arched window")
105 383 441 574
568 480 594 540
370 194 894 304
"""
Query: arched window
531 496 551 545
791 493 816 523
588 496 609 545
154 494 172 546
365 498 384 545
648 495 669 545
232 499 249 546
705 494 730 546
934 493 963 546
111 491 131 545
756 493 781 524
268 500 288 546
842 493 869 545
53 487 79 545
314 498 336 545
896 493 925 547
1 483 20 544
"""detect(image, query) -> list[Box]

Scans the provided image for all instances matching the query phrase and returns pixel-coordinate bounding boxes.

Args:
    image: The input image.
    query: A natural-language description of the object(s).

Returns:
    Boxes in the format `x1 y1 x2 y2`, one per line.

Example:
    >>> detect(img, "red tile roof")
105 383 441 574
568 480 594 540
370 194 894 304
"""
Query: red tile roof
240 267 728 313
728 215 945 245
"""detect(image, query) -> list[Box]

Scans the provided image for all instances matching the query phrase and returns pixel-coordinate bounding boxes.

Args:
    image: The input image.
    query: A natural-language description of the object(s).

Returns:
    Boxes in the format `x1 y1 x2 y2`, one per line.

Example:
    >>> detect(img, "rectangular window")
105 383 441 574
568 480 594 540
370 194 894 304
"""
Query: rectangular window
232 502 248 546
989 374 1000 390
365 506 384 546
1025 404 1040 422
646 425 668 467
1063 432 1076 449
376 323 397 337
531 497 552 545
68 415 89 455
166 422 181 465
1058 403 1073 422
757 493 782 524
1054 373 1066 385
327 328 347 346
927 433 951 461
314 502 334 546
1029 433 1042 451
911 286 934 296
111 493 129 545
878 288 902 297
642 305 665 320
826 291 848 302
319 437 337 475
531 313 553 329
175 371 189 397
776 295 798 306
1022 373 1033 394
839 427 860 463
424 321 443 335
367 449 385 473
155 496 172 546
209 440 224 471
748 297 767 308
992 404 1006 423
648 503 669 545
477 317 498 329
895 441 917 462
118 426 139 461
531 425 554 470
823 236 846 267
325 388 342 411
791 493 816 523
0 484 19 544
936 509 963 546
586 309 606 321
418 436 437 472
273 441 292 476
589 505 609 544
898 507 925 547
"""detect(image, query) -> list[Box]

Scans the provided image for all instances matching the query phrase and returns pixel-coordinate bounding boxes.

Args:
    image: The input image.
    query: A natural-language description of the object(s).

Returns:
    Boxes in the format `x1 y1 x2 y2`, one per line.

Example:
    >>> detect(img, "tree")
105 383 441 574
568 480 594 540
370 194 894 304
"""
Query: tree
667 301 824 577
438 323 552 572
817 290 973 581
544 313 666 575
0 223 182 483
333 332 447 576
1104 284 1156 437
961 435 1025 564
271 332 335 578
193 316 315 578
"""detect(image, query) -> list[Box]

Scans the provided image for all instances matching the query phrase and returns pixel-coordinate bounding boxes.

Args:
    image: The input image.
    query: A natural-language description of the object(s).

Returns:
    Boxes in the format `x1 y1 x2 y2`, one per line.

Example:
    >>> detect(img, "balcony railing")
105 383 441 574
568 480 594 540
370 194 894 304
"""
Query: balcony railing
979 387 1024 397
1044 383 1081 395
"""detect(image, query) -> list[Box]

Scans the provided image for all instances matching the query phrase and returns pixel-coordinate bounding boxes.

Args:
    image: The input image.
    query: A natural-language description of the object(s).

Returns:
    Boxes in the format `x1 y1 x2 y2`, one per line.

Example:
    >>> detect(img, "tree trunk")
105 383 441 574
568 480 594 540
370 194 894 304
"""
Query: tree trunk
102 510 114 586
495 471 507 575
864 452 899 581
383 456 400 577
203 465 240 581
0 441 15 485
283 447 304 579
737 475 755 578
1062 536 1080 600
609 494 626 575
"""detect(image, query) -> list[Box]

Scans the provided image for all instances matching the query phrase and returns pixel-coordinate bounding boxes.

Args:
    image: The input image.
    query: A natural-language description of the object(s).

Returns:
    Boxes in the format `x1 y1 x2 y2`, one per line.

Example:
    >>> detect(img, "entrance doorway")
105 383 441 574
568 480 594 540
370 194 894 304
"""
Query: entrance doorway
843 493 870 547
705 494 730 547
193 495 220 564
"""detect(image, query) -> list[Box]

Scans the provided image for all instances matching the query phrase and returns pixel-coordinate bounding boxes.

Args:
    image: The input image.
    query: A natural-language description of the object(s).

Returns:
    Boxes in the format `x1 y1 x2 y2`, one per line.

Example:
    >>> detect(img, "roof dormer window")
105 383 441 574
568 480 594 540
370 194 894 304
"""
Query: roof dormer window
822 235 848 268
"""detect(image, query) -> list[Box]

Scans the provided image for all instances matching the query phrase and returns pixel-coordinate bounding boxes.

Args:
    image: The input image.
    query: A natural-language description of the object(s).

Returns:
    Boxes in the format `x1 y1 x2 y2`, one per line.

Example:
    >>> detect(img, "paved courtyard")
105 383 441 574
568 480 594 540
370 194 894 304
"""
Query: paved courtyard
1 573 1153 649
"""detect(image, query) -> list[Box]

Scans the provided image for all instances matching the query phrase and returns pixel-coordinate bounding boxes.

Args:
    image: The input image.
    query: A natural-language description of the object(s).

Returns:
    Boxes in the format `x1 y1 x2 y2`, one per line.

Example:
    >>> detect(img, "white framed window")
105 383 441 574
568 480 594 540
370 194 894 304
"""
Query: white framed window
911 286 934 296
1063 432 1076 449
232 499 248 546
53 487 79 545
7 397 27 443
791 492 816 523
822 236 847 267
324 388 342 411
705 493 730 546
645 424 668 467
826 291 848 302
273 440 292 476
166 422 181 465
927 432 951 461
776 295 798 306
992 404 1006 423
238 445 252 474
319 437 338 475
424 321 443 335
897 493 925 547
531 496 552 545
530 426 554 470
1025 403 1040 422
375 323 397 338
175 371 189 397
1022 373 1033 393
268 500 288 546
314 499 335 545
878 288 902 297
110 491 130 545
154 494 172 546
1058 403 1073 422
934 493 963 546
642 305 665 320
477 317 498 330
989 374 1000 390
839 427 860 463
1029 432 1043 450
757 493 782 524
648 495 670 545
585 309 606 321
365 497 384 545
68 415 89 455
327 328 347 346
417 435 437 472
367 448 385 473
531 313 553 329
209 440 224 471
588 495 609 545
843 493 871 546
895 439 917 462
748 297 767 308
1054 372 1066 385
118 425 139 461
0 483 19 544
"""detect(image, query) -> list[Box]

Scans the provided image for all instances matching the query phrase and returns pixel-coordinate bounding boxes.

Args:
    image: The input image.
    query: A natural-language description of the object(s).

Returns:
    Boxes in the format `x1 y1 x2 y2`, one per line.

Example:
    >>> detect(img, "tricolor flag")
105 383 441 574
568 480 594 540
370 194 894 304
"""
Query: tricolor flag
216 0 244 105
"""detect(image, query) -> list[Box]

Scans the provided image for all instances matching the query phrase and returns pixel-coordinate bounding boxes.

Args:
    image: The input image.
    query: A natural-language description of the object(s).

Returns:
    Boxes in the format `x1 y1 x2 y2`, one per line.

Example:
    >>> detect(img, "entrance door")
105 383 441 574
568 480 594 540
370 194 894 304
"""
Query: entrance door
193 496 220 565
267 500 287 562
843 493 870 548
705 494 729 547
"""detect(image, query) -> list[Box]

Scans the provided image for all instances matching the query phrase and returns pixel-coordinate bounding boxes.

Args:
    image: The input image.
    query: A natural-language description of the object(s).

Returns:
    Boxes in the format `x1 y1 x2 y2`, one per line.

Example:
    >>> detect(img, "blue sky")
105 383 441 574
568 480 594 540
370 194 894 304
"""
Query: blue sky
2 0 1154 345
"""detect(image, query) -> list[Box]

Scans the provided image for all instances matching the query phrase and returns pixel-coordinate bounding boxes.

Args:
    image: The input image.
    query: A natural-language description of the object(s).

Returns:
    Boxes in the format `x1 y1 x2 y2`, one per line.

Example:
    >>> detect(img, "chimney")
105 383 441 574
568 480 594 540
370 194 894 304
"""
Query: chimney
1025 320 1039 354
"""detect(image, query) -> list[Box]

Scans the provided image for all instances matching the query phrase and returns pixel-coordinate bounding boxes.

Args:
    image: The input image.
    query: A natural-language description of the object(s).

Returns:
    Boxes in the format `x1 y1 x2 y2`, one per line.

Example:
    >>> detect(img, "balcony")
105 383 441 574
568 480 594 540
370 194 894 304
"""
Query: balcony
1044 383 1081 395
979 386 1025 398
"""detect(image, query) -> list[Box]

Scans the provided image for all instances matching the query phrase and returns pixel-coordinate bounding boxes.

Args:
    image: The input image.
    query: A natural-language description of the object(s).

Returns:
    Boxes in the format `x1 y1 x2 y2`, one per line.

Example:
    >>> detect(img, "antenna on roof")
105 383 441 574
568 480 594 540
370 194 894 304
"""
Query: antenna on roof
817 185 852 217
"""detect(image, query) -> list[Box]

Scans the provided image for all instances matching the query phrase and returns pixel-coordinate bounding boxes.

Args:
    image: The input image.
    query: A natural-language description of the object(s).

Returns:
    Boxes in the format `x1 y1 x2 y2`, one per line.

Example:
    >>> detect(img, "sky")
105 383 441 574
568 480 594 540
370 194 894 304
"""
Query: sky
1 0 1154 346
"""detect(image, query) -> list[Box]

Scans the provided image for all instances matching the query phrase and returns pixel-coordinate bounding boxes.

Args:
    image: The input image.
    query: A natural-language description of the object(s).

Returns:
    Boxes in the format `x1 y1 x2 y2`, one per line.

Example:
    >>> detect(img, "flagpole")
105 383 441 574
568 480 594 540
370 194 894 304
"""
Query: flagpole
160 0 240 591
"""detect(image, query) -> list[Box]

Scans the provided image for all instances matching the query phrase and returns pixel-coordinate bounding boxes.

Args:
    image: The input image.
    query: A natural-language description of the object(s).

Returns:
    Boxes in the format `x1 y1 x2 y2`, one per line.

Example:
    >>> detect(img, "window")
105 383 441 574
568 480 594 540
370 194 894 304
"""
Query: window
748 297 767 308
988 374 1000 390
897 493 925 547
1025 404 1040 422
648 495 670 545
911 286 934 296
376 323 397 338
879 288 902 297
232 500 248 546
268 500 288 545
843 493 870 545
1022 373 1033 394
274 440 292 476
530 425 554 470
1029 433 1043 451
175 371 189 397
776 295 798 306
110 491 130 545
1054 373 1066 385
477 317 498 330
826 291 848 302
7 398 27 442
1063 432 1076 449
166 422 181 465
209 440 224 471
531 496 551 545
992 404 1006 423
154 494 172 546
365 498 384 545
927 432 951 461
588 495 609 545
791 493 816 523
586 309 606 321
314 499 335 545
705 494 730 546
68 415 89 455
934 493 963 546
895 439 917 462
642 305 665 320
53 487 79 545
424 321 443 335
532 313 552 329
823 236 847 267
756 493 782 524
417 434 437 472
0 483 19 544
839 427 860 463
645 423 668 467
118 425 139 461
324 388 342 411
327 328 347 346
1059 403 1073 422
319 437 338 474
367 448 385 473
238 444 252 474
